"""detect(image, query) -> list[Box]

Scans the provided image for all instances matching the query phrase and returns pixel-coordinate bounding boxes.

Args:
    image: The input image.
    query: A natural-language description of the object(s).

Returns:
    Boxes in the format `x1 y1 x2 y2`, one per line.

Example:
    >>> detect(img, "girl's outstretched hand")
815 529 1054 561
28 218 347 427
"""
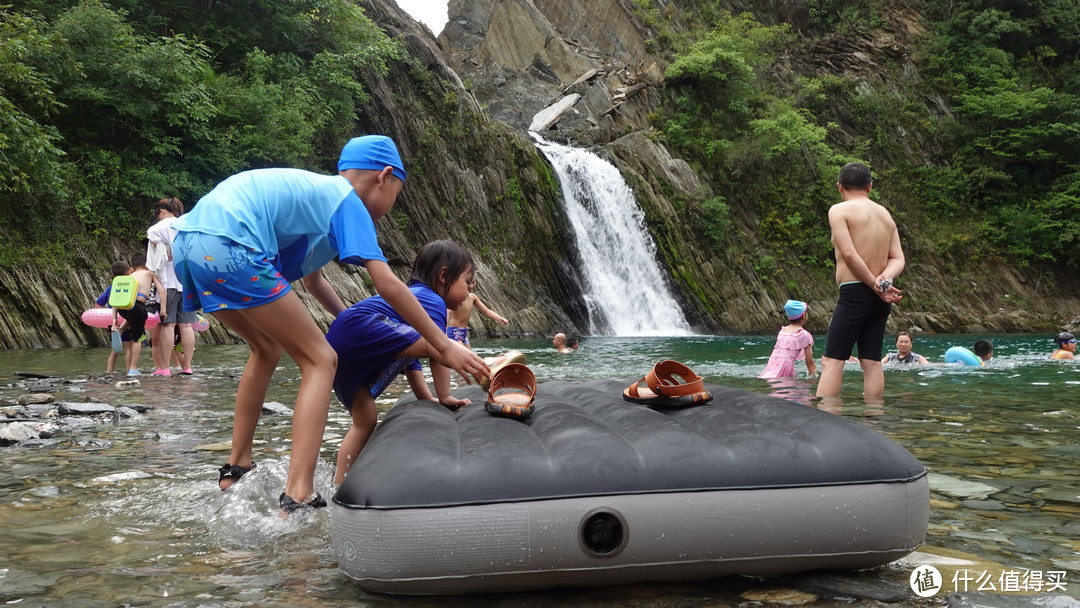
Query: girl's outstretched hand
437 340 490 385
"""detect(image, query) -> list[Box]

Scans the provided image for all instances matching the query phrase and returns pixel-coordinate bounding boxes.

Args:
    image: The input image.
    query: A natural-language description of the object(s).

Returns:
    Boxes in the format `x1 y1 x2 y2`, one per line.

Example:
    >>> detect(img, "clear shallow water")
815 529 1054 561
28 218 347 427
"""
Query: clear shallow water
0 334 1077 606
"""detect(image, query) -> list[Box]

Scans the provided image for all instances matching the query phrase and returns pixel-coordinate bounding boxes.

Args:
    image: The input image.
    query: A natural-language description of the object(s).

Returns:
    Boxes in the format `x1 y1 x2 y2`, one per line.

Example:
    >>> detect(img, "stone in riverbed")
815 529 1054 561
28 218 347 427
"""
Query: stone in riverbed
2 405 28 418
930 472 1000 500
17 393 55 405
0 421 39 445
116 403 151 413
24 403 57 417
115 406 142 420
262 401 293 415
57 402 116 416
782 571 910 603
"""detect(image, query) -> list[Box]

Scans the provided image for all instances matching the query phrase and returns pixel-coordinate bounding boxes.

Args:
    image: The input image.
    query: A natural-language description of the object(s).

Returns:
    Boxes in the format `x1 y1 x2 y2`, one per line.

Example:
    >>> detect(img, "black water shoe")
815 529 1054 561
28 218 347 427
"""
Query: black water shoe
278 492 327 512
218 462 256 490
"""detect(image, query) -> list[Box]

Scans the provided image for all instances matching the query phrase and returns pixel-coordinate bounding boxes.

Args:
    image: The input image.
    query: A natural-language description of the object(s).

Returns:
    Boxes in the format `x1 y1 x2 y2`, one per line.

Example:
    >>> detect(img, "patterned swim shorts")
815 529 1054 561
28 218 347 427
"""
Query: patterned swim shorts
446 326 470 346
173 231 291 312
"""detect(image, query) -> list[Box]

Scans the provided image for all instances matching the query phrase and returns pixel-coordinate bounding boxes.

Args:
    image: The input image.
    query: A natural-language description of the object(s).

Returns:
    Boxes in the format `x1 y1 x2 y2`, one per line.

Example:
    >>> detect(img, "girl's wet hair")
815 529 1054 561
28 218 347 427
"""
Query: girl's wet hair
153 196 185 219
410 240 474 296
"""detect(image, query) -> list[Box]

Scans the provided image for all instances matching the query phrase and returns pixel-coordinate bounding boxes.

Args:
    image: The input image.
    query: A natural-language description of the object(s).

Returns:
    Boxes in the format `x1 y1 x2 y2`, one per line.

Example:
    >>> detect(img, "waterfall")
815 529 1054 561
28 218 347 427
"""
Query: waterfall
533 135 692 336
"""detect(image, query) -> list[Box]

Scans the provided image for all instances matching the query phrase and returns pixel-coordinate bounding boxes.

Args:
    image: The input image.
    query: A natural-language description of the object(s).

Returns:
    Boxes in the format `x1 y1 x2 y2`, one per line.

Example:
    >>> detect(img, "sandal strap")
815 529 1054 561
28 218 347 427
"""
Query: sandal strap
645 360 704 396
218 462 256 482
623 376 649 399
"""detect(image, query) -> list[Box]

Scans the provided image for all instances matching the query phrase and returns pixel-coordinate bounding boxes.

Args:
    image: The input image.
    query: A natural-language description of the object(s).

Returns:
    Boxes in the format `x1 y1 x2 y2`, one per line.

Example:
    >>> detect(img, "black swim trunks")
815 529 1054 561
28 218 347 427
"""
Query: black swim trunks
823 282 891 361
118 300 149 343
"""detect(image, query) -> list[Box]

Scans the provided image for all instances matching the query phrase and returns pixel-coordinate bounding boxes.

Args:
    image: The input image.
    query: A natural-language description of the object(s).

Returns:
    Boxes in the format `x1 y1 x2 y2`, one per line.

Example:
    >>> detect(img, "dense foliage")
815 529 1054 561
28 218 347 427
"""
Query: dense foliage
0 0 400 263
2 0 1077 276
640 0 1080 268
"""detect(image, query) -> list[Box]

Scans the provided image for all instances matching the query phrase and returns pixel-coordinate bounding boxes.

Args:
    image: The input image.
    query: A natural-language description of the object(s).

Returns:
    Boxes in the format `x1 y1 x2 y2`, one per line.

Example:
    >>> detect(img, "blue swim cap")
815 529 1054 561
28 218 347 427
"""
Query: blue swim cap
784 300 807 320
338 135 407 182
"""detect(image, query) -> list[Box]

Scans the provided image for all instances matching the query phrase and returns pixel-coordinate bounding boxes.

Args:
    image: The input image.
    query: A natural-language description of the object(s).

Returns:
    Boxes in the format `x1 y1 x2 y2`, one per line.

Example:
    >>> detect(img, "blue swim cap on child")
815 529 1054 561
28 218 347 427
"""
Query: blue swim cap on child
784 300 807 320
338 135 407 182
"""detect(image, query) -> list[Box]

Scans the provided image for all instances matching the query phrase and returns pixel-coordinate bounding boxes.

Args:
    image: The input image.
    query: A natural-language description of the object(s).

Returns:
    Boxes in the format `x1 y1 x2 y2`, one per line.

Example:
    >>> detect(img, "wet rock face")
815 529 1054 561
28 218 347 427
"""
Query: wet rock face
439 0 659 143
437 0 1080 335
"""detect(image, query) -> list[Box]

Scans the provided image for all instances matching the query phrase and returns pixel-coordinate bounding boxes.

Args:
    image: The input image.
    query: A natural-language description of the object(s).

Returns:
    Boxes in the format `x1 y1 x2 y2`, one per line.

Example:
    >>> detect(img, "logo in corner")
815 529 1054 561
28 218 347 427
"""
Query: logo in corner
910 565 942 597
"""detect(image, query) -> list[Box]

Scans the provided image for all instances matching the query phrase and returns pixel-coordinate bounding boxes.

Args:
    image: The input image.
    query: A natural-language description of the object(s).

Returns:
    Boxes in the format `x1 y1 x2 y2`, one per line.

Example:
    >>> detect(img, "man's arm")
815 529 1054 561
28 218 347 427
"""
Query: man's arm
878 225 906 283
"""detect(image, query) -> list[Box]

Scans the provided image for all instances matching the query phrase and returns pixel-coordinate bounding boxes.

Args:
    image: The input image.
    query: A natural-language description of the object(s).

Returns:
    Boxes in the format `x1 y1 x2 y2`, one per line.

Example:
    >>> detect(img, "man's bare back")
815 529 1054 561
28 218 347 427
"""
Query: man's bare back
829 196 902 287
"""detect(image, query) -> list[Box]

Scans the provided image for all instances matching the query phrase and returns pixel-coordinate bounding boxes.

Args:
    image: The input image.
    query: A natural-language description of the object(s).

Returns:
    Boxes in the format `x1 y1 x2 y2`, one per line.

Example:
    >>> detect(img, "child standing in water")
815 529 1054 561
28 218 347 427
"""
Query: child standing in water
446 279 509 347
172 135 489 512
112 259 167 376
327 240 479 484
759 300 817 379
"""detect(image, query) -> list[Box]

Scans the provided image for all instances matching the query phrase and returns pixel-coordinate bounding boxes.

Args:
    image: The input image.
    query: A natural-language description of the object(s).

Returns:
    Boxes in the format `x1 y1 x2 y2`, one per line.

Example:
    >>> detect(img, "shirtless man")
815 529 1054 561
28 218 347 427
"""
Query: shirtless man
446 280 508 348
816 162 905 399
551 332 580 354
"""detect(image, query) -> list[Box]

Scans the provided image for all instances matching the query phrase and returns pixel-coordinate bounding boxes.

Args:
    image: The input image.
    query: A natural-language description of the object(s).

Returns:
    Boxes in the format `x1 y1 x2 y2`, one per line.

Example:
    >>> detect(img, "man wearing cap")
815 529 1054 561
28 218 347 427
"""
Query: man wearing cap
172 135 490 513
1050 332 1076 360
817 162 905 399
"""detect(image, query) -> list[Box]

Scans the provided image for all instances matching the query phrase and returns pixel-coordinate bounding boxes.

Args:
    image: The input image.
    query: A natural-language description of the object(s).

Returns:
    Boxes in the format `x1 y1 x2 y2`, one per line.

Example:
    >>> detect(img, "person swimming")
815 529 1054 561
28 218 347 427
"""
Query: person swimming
881 331 928 364
1050 332 1076 360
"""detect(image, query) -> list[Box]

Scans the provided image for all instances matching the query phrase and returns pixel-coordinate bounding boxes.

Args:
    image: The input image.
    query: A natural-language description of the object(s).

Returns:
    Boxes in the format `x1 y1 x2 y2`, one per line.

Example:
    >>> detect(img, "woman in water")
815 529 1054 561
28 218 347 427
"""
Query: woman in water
881 331 928 364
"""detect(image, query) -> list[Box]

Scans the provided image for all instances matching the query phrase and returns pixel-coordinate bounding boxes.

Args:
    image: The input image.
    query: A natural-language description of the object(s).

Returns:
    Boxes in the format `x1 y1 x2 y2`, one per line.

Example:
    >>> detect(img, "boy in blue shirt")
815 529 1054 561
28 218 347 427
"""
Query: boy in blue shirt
173 135 490 512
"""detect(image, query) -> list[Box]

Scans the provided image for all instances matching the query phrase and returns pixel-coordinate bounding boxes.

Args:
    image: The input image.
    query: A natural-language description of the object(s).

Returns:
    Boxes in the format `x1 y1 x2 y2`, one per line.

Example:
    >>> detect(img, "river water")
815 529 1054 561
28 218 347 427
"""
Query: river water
1 333 1077 606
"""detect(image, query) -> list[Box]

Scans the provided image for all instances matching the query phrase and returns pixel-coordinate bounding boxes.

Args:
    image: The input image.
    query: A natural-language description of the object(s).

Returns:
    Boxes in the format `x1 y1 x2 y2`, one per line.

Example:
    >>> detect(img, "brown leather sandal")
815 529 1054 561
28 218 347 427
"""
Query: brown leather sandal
484 363 537 420
623 360 713 407
478 350 527 390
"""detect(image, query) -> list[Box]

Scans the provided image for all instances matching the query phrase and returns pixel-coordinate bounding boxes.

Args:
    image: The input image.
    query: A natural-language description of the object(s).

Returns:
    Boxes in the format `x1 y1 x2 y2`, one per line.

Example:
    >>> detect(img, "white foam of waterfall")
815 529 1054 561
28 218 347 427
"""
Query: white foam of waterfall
532 135 692 336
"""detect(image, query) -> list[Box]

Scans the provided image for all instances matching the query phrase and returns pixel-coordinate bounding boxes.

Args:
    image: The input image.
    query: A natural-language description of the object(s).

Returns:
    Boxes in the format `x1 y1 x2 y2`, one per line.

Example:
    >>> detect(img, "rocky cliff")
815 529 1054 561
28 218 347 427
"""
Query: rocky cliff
438 0 1080 336
0 0 1076 351
0 0 588 350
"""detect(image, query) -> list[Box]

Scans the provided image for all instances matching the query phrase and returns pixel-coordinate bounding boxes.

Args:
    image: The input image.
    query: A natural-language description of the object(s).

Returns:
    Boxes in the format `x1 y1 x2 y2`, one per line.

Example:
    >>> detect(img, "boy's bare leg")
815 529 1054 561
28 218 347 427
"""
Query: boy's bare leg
129 341 142 371
815 356 846 398
223 292 337 503
335 392 377 485
213 310 282 490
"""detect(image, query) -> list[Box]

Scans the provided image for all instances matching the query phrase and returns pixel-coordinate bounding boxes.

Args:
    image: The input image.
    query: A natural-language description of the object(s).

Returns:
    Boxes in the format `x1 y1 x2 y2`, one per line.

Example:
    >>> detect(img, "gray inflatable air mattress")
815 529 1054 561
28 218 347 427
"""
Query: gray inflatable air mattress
331 379 929 594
